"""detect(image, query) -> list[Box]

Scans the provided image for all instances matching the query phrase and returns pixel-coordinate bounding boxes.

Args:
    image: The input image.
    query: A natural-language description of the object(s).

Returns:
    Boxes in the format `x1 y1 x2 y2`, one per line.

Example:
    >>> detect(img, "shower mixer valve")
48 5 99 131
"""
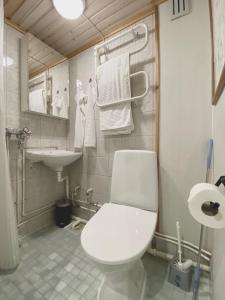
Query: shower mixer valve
6 127 32 148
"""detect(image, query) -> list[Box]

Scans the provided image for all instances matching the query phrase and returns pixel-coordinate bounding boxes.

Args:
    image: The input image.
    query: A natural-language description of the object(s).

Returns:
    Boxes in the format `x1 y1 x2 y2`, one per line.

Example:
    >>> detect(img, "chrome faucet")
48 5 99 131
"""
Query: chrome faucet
6 127 32 148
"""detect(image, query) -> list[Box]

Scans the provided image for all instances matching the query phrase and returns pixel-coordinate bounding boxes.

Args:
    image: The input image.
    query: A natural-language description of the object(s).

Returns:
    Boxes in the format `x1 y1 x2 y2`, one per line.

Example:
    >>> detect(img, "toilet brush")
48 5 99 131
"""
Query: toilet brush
176 221 192 271
168 222 192 291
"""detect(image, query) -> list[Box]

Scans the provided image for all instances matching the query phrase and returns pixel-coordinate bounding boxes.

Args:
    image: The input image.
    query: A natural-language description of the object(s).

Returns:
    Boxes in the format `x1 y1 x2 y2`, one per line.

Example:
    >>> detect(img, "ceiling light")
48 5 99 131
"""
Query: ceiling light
53 0 84 20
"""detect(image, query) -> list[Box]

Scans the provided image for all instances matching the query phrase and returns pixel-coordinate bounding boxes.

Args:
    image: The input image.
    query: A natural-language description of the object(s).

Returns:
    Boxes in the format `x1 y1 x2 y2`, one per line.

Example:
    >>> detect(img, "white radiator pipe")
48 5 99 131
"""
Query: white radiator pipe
17 149 57 227
154 234 210 262
148 248 210 272
16 150 53 227
155 231 211 258
17 207 54 228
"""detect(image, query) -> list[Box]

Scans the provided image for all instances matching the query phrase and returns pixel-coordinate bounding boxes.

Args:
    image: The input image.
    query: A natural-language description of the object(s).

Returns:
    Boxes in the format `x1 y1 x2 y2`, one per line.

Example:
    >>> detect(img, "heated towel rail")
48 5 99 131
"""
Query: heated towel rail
95 23 150 108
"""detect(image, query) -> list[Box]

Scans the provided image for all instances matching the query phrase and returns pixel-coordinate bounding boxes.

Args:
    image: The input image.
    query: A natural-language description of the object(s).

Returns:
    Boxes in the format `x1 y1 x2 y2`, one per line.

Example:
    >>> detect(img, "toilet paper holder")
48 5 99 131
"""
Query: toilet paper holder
215 175 225 187
201 176 225 217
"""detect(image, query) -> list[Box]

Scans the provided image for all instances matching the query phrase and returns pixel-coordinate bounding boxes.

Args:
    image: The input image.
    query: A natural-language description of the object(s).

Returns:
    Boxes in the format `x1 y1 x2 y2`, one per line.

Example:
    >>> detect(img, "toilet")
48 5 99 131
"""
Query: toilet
81 150 158 300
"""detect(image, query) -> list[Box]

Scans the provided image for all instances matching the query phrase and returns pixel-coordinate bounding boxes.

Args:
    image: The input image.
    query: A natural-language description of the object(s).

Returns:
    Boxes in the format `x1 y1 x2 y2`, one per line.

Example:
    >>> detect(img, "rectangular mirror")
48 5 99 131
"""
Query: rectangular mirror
20 33 69 119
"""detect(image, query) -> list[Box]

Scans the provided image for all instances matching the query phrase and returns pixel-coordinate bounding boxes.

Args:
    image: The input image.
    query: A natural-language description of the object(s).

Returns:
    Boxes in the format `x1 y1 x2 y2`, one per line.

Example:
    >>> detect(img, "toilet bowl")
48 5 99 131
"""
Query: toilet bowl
81 150 158 300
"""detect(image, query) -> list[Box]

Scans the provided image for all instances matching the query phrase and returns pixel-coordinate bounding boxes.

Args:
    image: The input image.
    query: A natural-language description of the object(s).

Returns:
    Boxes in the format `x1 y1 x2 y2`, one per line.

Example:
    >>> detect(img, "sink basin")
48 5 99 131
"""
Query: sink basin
26 149 82 172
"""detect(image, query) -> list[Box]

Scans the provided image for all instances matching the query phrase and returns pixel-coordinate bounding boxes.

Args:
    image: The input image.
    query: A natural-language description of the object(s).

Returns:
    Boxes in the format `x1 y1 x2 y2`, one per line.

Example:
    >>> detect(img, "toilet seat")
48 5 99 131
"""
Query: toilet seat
81 203 157 265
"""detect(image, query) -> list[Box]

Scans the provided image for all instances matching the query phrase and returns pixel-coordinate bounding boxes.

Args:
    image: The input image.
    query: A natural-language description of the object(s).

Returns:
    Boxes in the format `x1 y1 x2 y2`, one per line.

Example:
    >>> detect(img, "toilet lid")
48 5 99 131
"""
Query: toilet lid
81 203 157 265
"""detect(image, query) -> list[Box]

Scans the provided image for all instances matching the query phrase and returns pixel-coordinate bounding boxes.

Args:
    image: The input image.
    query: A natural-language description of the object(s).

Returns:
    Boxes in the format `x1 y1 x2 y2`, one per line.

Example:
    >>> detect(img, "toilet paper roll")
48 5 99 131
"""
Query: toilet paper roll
188 183 225 229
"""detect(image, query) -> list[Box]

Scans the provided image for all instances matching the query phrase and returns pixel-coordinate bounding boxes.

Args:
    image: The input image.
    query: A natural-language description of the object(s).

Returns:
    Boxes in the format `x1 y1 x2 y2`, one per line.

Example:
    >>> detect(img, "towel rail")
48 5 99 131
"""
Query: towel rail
96 71 149 108
94 23 149 61
95 23 150 108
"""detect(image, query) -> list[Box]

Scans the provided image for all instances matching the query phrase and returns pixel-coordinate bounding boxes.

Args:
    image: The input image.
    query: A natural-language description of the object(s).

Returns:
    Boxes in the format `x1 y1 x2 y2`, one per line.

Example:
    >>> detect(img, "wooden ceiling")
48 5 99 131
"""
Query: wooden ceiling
4 0 164 76
27 32 66 76
4 0 158 55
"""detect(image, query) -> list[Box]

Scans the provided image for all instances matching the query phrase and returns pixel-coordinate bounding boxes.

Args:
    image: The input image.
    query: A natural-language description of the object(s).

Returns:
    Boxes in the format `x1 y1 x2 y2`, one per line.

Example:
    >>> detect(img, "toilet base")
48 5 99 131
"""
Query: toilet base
97 259 146 300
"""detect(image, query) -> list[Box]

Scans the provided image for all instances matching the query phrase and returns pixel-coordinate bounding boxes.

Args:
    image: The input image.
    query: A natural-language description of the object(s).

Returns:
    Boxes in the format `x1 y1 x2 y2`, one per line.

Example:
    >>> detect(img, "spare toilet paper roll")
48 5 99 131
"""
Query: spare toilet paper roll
188 183 225 229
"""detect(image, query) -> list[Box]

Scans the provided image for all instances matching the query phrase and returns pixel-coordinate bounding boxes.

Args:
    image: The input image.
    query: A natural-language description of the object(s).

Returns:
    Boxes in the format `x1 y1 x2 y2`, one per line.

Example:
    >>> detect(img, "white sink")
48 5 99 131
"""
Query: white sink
26 149 82 172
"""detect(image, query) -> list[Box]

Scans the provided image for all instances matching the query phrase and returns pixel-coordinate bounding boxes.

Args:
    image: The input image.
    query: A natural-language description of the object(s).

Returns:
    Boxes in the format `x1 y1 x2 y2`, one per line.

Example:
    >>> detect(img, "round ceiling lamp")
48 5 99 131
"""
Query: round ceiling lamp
53 0 85 20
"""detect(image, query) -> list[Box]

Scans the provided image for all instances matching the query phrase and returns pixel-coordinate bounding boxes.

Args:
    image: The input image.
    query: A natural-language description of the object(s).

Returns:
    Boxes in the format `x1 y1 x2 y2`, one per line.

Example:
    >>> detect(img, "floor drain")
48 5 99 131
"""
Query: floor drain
64 218 86 235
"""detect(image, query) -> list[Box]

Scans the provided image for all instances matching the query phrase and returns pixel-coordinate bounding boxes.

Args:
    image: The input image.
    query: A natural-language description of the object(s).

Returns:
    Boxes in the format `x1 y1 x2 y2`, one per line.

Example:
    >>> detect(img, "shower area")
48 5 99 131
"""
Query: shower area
3 26 71 238
0 0 19 271
1 3 71 273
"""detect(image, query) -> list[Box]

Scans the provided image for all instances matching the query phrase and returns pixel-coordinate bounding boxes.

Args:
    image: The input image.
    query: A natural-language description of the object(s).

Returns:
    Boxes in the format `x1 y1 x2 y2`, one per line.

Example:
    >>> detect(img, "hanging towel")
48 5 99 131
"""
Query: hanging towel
96 52 134 135
59 90 69 119
55 95 63 109
74 88 86 149
29 88 46 114
52 93 63 117
84 83 96 148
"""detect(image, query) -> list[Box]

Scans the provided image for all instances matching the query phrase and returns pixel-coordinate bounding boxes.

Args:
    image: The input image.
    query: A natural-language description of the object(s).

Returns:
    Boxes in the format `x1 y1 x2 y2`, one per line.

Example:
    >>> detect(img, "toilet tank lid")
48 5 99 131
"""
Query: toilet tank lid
110 150 158 211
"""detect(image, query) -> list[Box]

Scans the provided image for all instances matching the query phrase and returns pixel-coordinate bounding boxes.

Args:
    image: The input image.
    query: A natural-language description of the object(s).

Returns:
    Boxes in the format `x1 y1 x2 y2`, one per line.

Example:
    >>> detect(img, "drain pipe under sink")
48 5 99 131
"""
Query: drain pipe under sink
56 171 69 200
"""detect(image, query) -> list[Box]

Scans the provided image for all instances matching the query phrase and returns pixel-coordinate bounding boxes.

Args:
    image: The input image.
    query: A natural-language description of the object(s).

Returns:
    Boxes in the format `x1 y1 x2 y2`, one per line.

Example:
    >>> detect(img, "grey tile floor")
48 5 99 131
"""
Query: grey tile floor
0 226 211 300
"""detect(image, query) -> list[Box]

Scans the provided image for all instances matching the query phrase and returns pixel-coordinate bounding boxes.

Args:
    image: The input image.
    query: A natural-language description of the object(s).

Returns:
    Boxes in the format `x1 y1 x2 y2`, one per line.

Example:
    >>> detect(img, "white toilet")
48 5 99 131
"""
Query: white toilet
81 150 158 300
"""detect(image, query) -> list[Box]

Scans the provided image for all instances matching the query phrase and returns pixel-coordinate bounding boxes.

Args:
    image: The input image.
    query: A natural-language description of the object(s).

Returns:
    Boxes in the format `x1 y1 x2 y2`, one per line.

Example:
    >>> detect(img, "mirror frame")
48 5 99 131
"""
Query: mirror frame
20 35 69 119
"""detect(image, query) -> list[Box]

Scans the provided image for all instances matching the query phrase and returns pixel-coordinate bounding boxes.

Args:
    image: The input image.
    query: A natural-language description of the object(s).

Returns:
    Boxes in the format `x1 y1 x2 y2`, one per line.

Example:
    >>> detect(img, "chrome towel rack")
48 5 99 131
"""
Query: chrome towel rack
94 23 150 108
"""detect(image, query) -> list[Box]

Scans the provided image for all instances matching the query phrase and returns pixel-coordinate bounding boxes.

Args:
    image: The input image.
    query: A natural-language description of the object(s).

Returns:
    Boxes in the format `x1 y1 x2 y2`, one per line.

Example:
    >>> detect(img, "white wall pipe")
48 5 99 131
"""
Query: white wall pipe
17 149 72 228
17 207 54 228
154 234 210 262
155 231 211 258
56 171 69 199
147 248 210 272
76 205 97 214
20 150 54 219
16 149 55 227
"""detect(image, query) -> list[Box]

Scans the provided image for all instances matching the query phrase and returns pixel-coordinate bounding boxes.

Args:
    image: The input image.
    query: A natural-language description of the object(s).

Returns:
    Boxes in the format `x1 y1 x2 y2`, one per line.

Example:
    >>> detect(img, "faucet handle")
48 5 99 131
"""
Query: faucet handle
22 127 32 136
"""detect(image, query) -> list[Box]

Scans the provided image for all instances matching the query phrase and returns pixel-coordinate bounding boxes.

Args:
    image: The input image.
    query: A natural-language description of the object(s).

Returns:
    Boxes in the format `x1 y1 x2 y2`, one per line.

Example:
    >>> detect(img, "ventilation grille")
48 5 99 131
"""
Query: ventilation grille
170 0 191 20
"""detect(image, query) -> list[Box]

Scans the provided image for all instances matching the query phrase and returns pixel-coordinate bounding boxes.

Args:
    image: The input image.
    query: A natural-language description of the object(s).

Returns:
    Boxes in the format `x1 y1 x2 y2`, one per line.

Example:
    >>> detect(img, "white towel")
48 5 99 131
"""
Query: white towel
96 52 134 135
84 83 96 148
52 94 63 117
60 90 69 119
29 88 46 113
55 95 63 109
74 90 86 149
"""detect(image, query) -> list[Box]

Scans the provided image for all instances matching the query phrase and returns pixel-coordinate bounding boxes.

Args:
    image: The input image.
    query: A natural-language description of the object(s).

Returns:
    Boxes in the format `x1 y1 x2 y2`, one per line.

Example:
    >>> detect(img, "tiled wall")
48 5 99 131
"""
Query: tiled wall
68 16 157 212
4 25 69 235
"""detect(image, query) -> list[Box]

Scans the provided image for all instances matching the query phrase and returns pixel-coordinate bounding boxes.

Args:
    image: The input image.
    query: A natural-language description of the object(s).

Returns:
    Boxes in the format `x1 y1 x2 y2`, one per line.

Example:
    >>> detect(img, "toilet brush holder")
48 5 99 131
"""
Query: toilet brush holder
168 256 192 292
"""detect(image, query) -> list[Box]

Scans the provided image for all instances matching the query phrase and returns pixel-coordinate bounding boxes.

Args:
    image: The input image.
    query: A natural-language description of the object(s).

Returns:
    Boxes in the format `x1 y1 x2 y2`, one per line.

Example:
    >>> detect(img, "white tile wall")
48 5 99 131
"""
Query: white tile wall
4 25 68 235
68 16 157 208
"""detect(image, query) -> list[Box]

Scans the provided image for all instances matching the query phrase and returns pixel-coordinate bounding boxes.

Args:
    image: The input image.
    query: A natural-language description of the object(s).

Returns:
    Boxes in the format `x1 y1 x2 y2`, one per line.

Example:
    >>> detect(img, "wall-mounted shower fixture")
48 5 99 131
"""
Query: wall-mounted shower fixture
6 127 32 148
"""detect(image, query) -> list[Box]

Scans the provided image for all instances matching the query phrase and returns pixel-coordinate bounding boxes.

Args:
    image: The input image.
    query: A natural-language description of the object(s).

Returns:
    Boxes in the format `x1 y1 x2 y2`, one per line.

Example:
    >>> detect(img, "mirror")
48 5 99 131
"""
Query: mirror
20 33 69 119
